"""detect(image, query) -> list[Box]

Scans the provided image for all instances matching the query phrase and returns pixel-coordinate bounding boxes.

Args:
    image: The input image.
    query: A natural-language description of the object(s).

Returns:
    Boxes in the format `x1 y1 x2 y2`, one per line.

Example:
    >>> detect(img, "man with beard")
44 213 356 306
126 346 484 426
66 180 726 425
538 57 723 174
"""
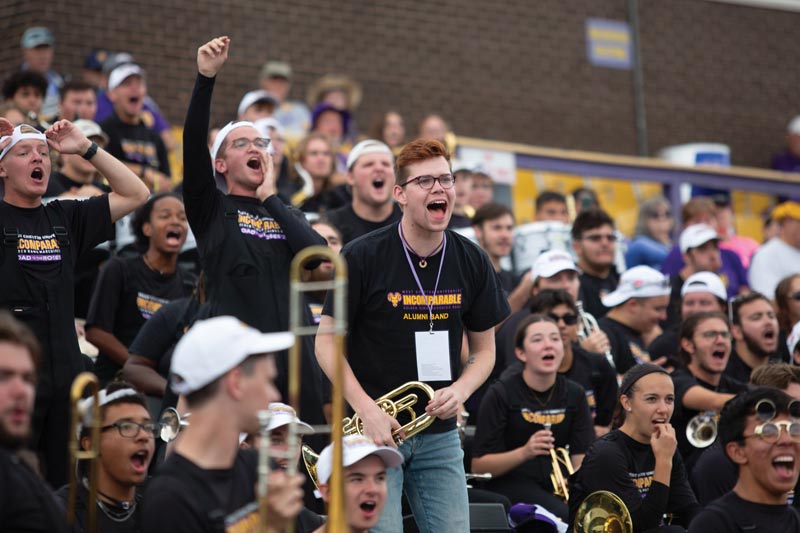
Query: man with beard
0 312 68 532
325 140 401 244
670 312 747 473
725 292 780 384
572 208 620 319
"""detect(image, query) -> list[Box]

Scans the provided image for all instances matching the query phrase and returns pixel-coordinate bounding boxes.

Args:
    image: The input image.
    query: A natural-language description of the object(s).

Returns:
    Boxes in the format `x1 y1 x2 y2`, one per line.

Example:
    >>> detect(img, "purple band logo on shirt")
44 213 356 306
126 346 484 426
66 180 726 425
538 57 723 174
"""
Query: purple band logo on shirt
136 292 170 320
17 234 62 263
237 210 286 241
628 471 654 497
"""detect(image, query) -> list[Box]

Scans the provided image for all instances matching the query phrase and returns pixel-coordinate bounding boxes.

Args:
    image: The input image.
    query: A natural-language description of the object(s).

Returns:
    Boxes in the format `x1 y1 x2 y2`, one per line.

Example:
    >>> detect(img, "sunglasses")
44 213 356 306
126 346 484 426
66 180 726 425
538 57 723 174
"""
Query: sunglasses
742 399 800 443
547 312 578 326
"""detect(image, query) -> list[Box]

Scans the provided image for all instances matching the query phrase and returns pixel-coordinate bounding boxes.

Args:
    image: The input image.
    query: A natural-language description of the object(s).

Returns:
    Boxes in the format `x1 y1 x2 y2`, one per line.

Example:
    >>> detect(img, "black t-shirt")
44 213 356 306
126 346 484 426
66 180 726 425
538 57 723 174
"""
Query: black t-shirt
324 203 402 244
45 170 111 198
648 323 681 368
448 212 472 229
598 316 652 373
101 113 171 176
689 442 738 505
141 451 259 533
568 430 700 532
129 297 198 378
688 491 800 532
564 346 619 427
496 269 516 295
53 481 141 533
671 368 747 470
0 448 69 533
86 256 194 382
578 268 619 319
495 307 529 374
473 373 594 489
723 349 779 385
322 224 511 433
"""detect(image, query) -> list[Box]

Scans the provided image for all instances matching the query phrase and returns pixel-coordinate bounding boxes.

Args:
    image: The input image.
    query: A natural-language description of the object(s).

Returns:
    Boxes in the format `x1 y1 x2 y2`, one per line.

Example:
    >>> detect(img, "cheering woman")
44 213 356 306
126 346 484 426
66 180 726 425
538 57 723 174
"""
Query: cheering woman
472 314 594 522
568 363 700 532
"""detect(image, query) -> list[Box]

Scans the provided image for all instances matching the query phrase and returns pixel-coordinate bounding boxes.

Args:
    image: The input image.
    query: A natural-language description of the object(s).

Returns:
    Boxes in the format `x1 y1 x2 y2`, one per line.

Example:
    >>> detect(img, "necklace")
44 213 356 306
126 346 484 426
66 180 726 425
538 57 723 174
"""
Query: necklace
398 224 444 269
531 383 556 407
142 253 169 275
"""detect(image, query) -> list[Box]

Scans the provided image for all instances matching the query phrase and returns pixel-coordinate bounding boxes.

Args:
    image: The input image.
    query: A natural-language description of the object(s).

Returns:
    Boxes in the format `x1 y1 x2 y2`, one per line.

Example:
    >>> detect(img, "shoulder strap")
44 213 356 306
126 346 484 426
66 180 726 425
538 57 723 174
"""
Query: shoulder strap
3 227 19 247
42 203 71 247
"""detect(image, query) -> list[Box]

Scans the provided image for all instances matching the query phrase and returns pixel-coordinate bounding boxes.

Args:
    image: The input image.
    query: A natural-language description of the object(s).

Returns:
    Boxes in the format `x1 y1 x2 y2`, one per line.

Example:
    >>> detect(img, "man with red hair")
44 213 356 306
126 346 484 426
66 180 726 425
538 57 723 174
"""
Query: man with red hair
315 138 510 532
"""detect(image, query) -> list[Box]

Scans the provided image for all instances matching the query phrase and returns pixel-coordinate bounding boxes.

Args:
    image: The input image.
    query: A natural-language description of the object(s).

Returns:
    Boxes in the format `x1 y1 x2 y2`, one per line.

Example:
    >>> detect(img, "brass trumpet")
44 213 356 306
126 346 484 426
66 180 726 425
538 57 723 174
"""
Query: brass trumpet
576 301 616 370
686 411 718 448
573 490 633 533
545 423 574 501
67 372 101 533
302 380 436 488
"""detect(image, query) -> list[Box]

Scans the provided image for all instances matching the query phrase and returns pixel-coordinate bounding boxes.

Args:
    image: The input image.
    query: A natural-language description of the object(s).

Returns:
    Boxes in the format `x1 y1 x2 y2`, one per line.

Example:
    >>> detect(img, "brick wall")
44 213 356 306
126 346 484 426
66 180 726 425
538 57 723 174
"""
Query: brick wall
3 0 797 168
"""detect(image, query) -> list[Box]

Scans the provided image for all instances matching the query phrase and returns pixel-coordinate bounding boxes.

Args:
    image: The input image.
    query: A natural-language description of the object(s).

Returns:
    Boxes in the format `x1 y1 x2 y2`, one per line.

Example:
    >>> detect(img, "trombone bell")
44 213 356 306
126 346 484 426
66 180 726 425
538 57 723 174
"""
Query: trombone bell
686 411 718 448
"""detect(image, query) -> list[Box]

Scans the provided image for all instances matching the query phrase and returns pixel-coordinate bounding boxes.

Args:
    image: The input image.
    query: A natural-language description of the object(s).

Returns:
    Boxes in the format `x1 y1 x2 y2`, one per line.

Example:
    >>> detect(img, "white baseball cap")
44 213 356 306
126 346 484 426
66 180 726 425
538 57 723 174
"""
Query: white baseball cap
346 139 393 171
253 117 285 139
532 250 578 282
601 265 671 308
73 119 109 144
788 321 800 357
679 224 720 253
316 434 404 486
237 90 278 118
238 402 314 444
0 124 47 161
108 63 144 91
170 316 294 395
788 115 800 135
681 271 727 301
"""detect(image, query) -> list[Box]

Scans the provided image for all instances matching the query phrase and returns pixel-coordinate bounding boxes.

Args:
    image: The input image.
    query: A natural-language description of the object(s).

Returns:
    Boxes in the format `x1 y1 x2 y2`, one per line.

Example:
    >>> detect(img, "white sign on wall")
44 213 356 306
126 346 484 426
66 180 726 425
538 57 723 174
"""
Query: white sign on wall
457 146 517 185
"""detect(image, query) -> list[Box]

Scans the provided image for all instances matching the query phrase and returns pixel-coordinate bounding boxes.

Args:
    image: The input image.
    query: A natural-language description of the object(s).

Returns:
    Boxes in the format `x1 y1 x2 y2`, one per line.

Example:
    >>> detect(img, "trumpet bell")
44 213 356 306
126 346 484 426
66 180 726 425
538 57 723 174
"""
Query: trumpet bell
686 412 717 448
159 407 189 443
302 444 320 489
574 490 633 533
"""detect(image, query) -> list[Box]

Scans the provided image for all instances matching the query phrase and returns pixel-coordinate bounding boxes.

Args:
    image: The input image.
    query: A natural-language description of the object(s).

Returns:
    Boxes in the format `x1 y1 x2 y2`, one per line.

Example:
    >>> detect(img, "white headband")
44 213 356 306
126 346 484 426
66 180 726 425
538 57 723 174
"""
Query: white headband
210 120 257 162
77 388 139 431
346 139 393 170
0 124 47 161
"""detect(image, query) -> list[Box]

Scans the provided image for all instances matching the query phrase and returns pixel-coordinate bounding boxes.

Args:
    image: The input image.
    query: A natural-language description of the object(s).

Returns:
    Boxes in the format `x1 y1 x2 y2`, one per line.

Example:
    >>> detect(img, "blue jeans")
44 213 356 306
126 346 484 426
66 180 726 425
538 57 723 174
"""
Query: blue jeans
373 429 469 533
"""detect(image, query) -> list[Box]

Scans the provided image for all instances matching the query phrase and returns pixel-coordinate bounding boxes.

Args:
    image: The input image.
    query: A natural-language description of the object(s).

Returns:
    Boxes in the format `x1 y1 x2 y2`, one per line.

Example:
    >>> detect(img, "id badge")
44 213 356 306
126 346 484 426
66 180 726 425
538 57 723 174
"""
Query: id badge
415 330 451 381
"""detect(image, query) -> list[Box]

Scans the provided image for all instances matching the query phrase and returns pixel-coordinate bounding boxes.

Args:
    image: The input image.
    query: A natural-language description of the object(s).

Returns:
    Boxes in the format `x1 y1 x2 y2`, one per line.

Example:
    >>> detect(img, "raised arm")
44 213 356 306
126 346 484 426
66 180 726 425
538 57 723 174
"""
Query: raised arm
182 37 229 226
45 120 149 222
263 196 326 252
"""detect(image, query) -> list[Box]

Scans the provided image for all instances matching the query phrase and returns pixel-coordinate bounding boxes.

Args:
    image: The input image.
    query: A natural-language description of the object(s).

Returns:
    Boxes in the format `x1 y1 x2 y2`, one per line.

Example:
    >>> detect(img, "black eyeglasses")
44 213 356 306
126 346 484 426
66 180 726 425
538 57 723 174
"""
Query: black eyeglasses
581 233 618 243
547 312 578 326
697 330 731 340
400 174 456 189
648 211 672 219
101 420 160 438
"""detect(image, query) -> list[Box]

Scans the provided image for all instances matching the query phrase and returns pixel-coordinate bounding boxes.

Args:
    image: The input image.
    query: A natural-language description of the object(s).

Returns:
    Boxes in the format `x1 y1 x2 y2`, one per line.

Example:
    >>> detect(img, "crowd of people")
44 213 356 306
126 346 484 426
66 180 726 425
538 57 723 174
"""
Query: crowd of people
1 28 800 533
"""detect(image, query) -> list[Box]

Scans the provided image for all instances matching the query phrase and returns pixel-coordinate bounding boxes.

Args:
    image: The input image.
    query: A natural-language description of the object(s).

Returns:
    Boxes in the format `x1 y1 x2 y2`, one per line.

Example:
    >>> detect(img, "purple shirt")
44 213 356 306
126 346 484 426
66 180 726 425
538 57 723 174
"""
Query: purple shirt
660 245 748 298
772 150 800 173
94 90 169 133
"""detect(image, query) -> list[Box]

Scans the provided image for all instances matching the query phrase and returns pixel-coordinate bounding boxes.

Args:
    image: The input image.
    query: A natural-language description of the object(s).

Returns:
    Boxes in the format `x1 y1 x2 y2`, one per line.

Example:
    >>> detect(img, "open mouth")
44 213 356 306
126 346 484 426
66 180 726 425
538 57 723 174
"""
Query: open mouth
31 168 44 181
372 178 385 189
711 349 726 360
542 354 556 362
130 450 149 472
764 329 776 341
165 229 184 246
359 501 377 514
427 199 447 217
129 97 141 105
773 455 796 478
652 418 667 426
247 157 262 170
